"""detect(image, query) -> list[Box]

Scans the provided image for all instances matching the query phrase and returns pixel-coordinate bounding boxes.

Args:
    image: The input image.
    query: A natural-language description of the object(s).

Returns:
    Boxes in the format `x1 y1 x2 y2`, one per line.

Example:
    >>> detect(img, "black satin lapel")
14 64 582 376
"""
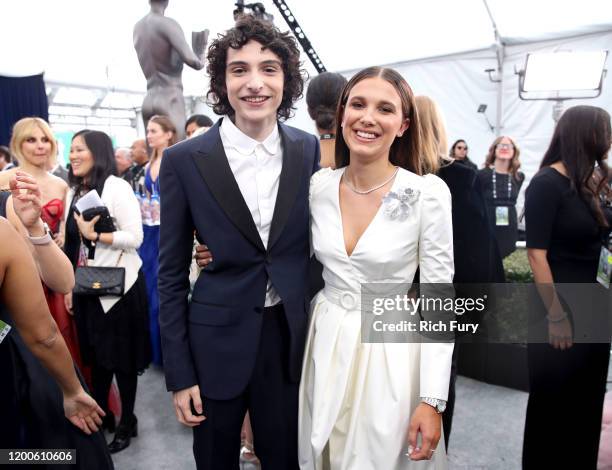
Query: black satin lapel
192 138 265 252
268 131 304 251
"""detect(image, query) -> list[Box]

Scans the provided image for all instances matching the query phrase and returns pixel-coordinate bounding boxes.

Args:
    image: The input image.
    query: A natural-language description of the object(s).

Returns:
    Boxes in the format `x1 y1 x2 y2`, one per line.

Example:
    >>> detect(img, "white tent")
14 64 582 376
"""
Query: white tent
1 0 611 178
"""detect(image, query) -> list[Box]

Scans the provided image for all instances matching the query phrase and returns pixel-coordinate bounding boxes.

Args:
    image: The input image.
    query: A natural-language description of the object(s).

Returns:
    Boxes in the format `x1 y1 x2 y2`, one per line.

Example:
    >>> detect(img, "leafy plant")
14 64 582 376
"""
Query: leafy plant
503 248 534 283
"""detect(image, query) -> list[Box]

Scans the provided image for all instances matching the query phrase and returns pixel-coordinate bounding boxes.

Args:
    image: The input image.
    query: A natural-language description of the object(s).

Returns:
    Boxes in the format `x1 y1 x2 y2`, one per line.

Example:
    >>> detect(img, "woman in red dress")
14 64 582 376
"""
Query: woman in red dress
1 118 81 365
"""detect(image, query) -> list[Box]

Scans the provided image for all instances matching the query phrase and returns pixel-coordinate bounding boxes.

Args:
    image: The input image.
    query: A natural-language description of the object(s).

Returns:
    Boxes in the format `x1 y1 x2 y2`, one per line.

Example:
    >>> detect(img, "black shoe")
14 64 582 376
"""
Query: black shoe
102 412 116 433
108 415 137 454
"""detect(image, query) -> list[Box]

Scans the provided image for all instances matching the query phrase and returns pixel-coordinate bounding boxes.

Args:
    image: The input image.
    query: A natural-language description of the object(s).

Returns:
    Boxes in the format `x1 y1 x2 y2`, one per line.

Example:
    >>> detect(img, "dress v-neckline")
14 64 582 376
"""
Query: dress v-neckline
336 167 400 260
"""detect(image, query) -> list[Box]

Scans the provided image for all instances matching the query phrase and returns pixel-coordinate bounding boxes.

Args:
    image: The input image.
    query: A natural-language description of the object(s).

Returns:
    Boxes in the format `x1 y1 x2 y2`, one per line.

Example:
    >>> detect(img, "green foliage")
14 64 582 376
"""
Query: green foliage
503 248 534 283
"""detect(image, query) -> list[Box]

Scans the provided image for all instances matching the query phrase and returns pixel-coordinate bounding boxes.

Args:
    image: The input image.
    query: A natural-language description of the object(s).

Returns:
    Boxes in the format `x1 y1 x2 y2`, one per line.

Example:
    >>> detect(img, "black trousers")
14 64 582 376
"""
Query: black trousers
523 342 610 470
192 304 299 470
442 344 459 450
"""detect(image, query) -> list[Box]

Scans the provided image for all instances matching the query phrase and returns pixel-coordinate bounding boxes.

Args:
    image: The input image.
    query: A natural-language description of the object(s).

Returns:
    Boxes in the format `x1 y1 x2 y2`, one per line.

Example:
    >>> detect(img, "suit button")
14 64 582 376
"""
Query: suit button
265 255 272 264
255 307 263 314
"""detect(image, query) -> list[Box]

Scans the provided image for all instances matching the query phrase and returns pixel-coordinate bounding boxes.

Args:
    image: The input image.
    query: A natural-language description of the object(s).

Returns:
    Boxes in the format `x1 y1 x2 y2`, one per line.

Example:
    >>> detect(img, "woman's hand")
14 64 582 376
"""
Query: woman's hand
63 387 105 434
548 315 573 350
73 213 100 241
64 292 73 315
407 403 442 461
194 244 213 267
9 172 43 231
53 231 65 248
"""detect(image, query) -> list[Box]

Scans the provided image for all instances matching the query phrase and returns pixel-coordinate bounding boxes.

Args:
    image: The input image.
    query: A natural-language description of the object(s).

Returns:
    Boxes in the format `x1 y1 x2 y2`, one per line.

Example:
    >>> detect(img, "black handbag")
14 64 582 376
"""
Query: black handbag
79 206 117 233
73 251 125 296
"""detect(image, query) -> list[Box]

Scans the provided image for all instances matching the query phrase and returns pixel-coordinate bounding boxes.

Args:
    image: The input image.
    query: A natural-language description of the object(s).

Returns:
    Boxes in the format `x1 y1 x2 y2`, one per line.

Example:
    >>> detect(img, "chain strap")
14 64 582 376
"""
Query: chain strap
78 231 123 267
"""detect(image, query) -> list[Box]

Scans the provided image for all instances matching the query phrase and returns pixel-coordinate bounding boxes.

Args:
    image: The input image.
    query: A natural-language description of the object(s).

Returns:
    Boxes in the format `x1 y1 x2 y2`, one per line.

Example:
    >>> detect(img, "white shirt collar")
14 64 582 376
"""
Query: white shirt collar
221 116 281 156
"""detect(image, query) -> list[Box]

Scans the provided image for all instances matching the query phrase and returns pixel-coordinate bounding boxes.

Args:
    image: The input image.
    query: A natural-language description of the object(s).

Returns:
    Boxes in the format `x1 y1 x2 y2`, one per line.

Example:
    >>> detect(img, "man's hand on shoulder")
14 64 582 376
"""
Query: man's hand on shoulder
172 384 206 427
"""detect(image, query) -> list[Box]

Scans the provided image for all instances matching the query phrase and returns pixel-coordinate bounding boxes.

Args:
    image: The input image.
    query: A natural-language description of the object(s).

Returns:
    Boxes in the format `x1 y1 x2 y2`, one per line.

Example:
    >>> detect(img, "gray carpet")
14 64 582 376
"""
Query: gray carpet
108 357 612 470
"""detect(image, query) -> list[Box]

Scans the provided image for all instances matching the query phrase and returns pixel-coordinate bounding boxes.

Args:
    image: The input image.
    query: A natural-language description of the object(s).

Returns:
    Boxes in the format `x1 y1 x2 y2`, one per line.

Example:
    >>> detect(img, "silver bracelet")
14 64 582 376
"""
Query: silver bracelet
546 312 567 323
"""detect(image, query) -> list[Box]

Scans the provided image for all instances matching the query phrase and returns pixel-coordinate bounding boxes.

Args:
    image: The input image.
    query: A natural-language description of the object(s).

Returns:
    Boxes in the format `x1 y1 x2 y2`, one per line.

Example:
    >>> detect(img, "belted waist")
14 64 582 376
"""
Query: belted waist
322 285 409 312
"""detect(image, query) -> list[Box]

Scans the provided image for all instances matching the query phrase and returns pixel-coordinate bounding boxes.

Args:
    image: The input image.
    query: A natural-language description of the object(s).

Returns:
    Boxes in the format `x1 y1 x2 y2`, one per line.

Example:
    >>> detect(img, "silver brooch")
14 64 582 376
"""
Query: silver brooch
382 187 420 221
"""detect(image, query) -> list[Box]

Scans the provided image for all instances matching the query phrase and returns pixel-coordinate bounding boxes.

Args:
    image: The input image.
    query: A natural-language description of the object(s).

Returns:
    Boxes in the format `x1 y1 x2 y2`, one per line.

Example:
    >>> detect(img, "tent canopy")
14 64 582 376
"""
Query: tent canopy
2 0 611 93
1 0 611 186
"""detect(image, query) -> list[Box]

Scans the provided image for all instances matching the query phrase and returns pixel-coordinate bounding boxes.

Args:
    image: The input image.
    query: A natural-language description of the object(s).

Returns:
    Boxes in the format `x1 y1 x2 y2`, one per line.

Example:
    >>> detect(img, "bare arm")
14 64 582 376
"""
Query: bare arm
528 248 572 349
0 218 102 433
7 172 74 293
524 173 571 349
527 249 563 312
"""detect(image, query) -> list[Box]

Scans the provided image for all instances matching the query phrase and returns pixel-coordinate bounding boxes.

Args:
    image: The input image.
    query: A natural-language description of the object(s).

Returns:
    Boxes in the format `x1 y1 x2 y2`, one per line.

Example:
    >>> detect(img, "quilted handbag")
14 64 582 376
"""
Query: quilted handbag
74 266 125 296
73 250 125 296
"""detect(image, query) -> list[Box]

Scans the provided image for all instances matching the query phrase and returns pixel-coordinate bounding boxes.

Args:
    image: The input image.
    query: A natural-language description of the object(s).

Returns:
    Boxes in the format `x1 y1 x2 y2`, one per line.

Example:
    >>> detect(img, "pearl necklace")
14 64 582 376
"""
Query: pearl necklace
343 166 399 195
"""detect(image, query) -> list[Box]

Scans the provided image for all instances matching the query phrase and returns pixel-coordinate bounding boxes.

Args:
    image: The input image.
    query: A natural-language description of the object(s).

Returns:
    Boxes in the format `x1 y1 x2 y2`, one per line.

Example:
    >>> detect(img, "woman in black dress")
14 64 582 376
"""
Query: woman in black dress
449 139 477 171
64 130 151 454
523 105 612 469
478 136 525 258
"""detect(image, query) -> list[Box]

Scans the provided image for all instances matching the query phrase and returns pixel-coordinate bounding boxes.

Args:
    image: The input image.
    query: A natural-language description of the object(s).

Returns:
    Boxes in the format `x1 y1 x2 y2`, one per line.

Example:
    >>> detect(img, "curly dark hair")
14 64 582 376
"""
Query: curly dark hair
206 15 305 121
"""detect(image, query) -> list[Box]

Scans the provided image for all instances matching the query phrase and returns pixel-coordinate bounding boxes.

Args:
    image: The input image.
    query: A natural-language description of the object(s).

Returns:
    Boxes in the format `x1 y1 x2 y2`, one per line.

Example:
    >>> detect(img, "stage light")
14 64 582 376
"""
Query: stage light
517 50 608 100
515 50 608 122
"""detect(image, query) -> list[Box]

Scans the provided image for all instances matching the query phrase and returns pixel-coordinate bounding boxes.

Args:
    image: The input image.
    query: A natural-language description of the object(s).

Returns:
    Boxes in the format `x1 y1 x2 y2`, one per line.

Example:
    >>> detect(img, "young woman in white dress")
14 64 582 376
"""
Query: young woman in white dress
298 67 455 470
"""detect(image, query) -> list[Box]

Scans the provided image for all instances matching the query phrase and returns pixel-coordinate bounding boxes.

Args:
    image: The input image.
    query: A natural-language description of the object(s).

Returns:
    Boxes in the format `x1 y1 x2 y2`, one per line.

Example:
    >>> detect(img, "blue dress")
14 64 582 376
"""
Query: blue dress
138 166 162 366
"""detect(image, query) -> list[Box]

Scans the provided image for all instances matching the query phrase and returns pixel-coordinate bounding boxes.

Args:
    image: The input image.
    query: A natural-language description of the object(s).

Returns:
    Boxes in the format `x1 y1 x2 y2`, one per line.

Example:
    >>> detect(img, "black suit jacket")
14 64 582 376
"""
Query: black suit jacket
158 119 320 399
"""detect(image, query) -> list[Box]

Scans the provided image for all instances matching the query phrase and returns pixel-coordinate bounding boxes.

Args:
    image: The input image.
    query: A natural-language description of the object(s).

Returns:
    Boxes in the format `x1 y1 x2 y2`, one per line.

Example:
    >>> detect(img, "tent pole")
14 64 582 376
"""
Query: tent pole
483 0 504 136
495 48 504 137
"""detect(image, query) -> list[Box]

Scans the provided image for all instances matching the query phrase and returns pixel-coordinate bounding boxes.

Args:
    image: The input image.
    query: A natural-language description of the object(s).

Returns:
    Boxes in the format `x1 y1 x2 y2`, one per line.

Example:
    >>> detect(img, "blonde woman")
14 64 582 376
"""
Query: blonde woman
416 95 504 449
1 117 68 246
0 118 84 363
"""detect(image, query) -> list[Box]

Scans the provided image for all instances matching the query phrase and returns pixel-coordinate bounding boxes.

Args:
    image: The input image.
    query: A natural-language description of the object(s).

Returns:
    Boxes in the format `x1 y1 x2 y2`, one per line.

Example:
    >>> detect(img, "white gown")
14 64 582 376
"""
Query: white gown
299 167 455 470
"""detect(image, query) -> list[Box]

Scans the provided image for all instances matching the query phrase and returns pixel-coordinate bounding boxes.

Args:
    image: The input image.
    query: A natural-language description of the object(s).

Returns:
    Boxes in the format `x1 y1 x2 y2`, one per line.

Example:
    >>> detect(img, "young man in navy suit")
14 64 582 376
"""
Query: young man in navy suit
158 16 320 470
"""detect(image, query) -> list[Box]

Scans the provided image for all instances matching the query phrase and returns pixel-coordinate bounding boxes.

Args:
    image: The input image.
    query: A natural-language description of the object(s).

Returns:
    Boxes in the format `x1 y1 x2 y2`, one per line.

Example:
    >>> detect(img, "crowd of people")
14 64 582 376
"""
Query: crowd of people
0 13 610 470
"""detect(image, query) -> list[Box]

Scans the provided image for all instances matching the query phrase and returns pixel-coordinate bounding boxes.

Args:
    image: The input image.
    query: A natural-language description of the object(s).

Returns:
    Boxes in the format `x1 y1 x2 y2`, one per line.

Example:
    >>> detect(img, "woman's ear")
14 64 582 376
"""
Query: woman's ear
397 118 410 137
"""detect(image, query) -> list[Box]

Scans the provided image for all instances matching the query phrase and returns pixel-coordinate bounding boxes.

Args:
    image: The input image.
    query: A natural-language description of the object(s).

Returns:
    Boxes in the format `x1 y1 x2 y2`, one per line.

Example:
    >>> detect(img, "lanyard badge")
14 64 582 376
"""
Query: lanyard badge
0 319 11 344
596 246 611 289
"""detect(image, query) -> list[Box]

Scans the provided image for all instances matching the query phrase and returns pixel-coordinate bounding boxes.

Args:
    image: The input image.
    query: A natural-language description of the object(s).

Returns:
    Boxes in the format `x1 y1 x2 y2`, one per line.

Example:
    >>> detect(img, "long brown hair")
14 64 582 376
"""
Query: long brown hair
540 105 611 227
484 135 522 178
148 115 177 161
334 67 422 174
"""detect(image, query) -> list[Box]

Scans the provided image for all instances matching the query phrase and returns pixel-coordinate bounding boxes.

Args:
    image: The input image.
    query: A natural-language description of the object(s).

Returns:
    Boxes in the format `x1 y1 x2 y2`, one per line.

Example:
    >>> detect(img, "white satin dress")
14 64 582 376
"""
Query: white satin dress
298 167 455 470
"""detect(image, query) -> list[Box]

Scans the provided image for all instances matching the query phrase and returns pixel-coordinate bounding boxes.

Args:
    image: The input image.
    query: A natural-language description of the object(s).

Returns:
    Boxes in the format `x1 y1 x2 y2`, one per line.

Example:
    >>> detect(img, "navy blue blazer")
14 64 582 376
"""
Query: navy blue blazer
158 119 320 399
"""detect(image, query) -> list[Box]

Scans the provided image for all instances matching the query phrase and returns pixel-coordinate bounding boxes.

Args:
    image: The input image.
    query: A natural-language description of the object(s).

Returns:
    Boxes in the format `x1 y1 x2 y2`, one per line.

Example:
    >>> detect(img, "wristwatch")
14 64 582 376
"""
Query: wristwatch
421 397 447 414
28 222 53 246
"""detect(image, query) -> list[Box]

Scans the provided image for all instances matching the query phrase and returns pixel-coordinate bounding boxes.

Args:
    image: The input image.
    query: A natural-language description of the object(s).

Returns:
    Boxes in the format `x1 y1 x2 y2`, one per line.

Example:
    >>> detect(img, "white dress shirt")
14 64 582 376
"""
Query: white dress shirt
220 117 282 306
